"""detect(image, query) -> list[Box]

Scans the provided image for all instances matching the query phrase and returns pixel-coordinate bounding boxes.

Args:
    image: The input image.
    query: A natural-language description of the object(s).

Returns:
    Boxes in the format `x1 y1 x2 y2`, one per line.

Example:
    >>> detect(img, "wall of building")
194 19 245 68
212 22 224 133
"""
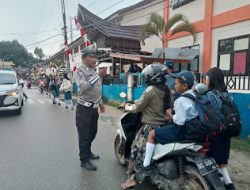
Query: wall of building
141 36 163 52
169 0 205 22
120 0 163 26
230 92 250 139
211 20 250 67
119 0 163 52
213 0 250 15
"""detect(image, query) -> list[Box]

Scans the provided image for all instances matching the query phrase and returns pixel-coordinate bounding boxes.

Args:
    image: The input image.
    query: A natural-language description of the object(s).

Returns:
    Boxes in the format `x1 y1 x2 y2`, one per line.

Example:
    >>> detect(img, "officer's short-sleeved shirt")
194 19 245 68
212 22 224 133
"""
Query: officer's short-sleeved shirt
76 63 102 103
173 89 198 126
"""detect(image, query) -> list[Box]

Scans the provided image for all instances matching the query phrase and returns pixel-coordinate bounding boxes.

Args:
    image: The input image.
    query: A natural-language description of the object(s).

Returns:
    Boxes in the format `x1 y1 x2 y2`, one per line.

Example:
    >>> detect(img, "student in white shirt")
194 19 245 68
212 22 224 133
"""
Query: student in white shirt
142 70 198 169
60 73 74 110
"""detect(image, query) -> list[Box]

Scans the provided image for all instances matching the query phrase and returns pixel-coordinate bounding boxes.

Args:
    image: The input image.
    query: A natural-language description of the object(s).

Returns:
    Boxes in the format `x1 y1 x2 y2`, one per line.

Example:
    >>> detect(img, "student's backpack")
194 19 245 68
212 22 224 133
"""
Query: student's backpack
213 91 242 137
181 93 225 142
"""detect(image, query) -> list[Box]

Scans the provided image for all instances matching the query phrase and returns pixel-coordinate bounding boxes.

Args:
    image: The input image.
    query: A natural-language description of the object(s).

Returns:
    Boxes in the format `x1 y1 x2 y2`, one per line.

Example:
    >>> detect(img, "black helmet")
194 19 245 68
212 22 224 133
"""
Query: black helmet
142 63 167 85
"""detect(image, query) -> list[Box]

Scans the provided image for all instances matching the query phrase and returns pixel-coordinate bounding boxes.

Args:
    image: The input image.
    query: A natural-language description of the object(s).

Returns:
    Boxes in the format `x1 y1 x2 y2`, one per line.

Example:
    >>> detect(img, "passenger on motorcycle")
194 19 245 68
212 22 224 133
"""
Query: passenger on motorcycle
142 70 198 169
204 67 236 190
121 63 172 189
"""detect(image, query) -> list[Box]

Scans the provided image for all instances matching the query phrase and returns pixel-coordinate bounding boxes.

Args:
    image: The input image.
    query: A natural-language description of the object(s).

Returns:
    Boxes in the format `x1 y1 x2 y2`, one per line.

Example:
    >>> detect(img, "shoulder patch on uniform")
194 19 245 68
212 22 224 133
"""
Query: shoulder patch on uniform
77 69 83 77
145 86 153 93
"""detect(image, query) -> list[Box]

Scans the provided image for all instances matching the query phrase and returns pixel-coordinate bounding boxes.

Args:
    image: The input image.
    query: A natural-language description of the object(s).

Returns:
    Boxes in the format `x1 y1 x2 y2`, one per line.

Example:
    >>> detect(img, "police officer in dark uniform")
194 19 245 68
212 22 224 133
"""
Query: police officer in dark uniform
76 45 106 171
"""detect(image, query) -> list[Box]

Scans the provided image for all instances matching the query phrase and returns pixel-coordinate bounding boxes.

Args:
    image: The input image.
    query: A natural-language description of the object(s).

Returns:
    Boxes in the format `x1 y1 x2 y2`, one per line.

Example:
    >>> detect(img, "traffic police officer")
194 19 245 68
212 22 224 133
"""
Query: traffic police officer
76 45 106 171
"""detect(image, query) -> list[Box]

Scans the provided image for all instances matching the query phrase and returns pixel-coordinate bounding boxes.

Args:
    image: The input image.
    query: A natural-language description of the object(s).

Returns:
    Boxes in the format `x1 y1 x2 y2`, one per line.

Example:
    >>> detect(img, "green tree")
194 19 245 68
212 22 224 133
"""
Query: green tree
0 40 39 67
141 13 197 48
53 59 64 67
34 47 45 59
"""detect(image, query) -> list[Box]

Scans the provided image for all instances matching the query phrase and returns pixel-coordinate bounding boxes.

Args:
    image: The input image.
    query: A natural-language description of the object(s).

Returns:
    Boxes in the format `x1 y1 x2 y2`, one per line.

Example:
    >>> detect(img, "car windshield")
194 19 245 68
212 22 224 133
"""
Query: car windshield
0 73 16 85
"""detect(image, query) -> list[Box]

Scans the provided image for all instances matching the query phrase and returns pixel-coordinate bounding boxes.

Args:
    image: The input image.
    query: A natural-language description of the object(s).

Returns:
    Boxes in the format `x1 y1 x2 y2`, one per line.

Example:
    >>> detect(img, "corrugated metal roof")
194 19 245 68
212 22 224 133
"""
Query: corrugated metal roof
77 4 141 41
152 48 199 60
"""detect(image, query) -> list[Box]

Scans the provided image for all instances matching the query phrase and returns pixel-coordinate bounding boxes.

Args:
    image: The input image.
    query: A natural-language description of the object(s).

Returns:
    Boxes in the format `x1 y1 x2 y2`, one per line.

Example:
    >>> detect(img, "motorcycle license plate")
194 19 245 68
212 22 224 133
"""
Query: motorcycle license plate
196 158 217 176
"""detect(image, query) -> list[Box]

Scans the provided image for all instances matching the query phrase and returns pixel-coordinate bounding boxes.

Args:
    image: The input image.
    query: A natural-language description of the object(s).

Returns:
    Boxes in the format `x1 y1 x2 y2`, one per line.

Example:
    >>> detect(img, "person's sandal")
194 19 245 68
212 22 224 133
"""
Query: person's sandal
121 179 136 189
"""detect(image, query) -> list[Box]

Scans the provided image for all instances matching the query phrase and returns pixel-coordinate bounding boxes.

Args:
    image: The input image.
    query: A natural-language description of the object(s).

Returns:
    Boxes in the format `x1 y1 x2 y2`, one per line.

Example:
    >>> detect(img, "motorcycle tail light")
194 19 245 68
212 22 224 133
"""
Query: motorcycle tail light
198 143 210 157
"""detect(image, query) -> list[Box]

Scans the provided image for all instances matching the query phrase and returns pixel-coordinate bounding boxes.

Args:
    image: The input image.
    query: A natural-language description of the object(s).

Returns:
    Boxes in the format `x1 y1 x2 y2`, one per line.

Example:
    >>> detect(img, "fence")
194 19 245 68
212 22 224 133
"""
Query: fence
195 72 250 91
103 72 250 91
224 72 250 90
103 73 145 87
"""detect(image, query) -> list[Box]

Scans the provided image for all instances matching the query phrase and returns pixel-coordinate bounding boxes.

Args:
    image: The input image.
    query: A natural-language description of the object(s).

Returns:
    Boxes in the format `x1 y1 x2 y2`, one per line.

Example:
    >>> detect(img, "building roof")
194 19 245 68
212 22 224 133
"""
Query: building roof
77 4 141 41
152 48 199 61
0 61 15 66
105 0 156 21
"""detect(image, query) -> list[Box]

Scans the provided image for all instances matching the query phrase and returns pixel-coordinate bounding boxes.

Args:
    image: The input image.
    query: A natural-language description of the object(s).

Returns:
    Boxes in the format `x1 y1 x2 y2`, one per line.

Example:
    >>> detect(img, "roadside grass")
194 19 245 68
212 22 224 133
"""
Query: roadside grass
103 98 121 108
106 101 120 108
231 137 250 155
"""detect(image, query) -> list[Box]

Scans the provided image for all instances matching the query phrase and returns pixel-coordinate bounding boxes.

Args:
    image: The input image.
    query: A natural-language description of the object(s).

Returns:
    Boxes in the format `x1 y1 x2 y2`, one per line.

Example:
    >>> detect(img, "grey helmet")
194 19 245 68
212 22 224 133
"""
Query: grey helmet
142 63 167 85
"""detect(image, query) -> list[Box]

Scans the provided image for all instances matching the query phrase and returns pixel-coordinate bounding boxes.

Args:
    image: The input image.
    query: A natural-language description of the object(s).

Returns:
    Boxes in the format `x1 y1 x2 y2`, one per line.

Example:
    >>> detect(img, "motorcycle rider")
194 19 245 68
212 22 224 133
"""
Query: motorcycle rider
142 70 198 169
121 63 172 189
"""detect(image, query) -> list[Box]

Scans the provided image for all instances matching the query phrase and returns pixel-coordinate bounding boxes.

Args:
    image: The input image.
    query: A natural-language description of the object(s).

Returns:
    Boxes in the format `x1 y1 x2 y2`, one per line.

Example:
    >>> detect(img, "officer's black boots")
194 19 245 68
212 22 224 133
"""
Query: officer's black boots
89 152 100 160
81 160 97 171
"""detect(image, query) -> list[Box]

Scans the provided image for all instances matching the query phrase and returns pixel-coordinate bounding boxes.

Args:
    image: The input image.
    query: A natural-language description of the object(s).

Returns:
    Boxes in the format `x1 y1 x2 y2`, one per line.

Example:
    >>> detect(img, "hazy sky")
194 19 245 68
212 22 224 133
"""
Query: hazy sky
0 0 141 57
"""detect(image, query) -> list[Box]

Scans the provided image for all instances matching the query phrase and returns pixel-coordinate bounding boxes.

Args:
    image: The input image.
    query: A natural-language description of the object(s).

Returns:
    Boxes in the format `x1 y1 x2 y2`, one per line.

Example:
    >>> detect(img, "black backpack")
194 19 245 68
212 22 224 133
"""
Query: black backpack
182 93 225 142
213 91 242 137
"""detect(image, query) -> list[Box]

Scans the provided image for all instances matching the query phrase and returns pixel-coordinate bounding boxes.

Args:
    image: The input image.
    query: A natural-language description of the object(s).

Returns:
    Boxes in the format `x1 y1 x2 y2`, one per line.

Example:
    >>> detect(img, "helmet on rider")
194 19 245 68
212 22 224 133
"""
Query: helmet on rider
142 63 167 85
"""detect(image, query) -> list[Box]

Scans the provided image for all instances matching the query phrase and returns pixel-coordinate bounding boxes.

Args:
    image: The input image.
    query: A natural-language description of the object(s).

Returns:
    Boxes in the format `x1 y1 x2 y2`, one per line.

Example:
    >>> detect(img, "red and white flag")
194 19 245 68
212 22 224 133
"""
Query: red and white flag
80 27 85 37
83 34 91 47
74 16 80 30
64 41 71 55
74 16 85 37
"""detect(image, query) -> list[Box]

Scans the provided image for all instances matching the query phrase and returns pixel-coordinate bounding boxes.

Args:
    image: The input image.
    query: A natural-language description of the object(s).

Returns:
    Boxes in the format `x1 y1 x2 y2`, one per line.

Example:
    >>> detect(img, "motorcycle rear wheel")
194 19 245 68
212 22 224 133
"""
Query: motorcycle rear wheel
114 134 126 166
183 165 212 190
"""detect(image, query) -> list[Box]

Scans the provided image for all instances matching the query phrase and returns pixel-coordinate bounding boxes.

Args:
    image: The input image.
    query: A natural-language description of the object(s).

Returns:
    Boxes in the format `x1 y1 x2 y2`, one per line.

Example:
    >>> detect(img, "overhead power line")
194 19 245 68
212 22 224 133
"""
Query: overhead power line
96 0 126 15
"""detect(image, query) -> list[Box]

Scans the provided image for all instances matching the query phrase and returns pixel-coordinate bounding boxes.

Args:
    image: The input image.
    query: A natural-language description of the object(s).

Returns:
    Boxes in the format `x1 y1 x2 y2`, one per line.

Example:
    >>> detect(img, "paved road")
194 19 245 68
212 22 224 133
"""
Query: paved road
0 88 156 190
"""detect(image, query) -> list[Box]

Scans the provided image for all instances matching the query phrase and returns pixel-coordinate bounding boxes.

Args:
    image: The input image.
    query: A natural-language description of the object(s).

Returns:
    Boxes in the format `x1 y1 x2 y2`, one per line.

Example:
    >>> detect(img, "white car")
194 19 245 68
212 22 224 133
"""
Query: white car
0 70 24 115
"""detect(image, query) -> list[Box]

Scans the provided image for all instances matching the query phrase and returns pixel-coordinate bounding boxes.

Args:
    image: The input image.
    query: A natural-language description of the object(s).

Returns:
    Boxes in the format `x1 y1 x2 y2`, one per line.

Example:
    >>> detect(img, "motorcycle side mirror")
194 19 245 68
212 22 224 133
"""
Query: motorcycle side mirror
125 103 136 111
19 79 25 87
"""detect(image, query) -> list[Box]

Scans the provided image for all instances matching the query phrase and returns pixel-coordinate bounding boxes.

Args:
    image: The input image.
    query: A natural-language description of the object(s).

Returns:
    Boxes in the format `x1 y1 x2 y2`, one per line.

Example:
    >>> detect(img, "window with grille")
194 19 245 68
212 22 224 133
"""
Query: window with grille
218 35 249 75
171 0 195 9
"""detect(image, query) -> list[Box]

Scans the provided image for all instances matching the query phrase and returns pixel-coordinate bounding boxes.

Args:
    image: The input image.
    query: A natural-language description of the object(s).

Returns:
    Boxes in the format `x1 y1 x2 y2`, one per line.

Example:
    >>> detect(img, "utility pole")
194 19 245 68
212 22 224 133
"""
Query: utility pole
69 16 73 43
61 0 69 69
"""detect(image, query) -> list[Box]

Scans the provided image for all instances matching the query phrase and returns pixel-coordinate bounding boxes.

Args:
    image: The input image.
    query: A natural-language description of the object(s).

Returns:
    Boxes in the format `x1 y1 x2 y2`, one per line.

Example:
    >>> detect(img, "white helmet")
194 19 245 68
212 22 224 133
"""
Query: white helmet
142 63 167 85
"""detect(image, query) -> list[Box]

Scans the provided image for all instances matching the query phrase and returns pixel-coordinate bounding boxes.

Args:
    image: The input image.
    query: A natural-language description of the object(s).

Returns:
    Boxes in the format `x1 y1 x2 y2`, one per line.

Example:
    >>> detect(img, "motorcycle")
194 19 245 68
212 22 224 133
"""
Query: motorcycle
39 80 46 93
114 112 226 190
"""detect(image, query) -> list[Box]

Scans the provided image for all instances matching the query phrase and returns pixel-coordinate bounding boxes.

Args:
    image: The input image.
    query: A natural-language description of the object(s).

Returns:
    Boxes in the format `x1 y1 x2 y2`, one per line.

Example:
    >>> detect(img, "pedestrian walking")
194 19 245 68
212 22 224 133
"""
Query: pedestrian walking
49 75 61 105
60 73 74 110
75 45 106 171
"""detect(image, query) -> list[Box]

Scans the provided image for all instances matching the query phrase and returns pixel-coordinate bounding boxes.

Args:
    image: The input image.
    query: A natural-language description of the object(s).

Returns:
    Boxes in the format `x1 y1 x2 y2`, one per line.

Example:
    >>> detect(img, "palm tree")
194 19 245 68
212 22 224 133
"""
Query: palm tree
141 13 197 48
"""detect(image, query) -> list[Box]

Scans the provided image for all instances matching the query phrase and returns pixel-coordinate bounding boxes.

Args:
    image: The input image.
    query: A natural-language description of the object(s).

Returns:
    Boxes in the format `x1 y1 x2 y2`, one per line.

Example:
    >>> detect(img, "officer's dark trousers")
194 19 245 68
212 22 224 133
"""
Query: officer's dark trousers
76 104 99 162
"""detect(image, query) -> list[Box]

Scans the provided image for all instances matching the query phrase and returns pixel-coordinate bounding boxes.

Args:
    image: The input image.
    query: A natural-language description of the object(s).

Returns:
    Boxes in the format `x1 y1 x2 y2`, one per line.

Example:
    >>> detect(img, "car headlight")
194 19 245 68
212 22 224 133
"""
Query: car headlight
7 91 19 96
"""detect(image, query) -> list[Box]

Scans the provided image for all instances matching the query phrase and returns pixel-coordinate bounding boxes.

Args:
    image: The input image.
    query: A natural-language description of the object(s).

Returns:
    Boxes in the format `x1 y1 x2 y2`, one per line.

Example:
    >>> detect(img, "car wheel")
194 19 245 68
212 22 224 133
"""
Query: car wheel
16 107 22 115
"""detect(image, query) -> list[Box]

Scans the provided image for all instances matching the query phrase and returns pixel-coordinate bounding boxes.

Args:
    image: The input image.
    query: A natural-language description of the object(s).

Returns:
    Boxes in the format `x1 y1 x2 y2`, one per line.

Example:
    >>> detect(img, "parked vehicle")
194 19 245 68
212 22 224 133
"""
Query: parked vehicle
0 70 24 115
114 112 226 190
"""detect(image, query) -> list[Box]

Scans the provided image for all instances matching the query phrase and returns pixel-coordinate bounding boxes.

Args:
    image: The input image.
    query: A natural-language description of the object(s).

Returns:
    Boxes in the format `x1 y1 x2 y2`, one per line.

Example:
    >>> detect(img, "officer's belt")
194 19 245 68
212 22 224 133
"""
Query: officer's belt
78 99 99 109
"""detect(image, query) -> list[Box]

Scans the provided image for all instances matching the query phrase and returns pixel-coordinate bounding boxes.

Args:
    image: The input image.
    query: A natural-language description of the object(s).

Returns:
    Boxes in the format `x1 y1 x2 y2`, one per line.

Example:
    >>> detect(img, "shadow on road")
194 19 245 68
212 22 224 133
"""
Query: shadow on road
0 111 19 118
